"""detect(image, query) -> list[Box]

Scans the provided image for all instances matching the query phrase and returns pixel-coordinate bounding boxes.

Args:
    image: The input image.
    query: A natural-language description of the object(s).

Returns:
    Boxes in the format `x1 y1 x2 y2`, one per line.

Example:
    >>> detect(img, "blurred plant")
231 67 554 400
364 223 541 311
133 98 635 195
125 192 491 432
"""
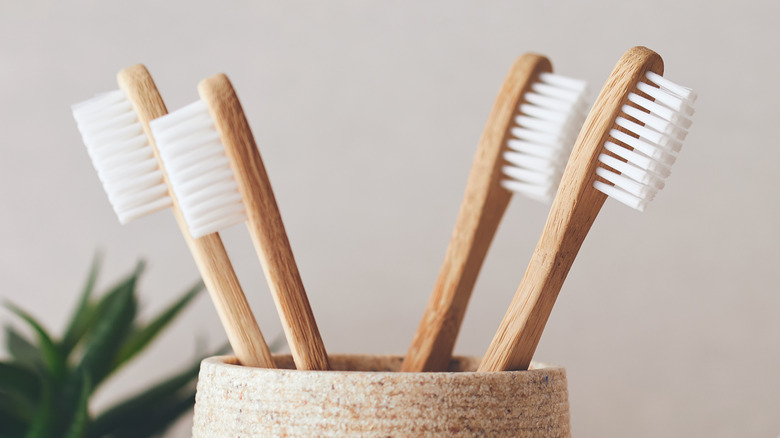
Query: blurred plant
0 256 219 438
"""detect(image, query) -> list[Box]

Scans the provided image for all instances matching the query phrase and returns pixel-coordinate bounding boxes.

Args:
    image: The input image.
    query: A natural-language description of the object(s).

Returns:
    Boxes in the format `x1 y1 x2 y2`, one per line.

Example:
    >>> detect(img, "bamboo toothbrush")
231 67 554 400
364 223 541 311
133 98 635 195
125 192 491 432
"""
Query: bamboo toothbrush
402 54 588 372
71 65 275 368
150 74 329 371
479 46 696 372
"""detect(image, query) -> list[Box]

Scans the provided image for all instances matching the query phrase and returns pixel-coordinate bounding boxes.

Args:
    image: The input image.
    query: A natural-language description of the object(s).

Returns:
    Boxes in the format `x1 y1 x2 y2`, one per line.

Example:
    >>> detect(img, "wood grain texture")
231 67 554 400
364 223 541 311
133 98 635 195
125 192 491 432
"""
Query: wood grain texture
478 47 664 372
402 55 552 372
117 65 276 369
198 74 330 371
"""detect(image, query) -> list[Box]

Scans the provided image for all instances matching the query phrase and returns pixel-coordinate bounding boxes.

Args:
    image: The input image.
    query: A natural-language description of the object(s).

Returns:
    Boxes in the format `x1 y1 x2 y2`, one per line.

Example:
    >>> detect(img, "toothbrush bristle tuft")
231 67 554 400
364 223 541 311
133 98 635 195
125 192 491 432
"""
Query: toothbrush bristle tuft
594 72 696 211
150 100 246 238
72 90 172 223
501 72 589 202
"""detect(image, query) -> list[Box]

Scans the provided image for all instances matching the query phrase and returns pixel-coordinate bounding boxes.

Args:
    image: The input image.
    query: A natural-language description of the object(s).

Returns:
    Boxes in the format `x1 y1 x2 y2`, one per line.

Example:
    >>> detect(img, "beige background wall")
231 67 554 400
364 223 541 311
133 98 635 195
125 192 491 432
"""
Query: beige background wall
1 1 778 436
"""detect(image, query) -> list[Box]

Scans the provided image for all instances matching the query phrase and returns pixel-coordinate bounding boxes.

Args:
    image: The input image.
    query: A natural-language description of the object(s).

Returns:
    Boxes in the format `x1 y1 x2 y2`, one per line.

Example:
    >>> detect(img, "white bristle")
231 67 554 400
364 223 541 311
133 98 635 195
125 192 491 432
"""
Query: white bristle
72 90 172 224
636 82 695 116
603 141 671 177
627 93 692 129
609 129 676 165
150 100 247 239
507 139 565 161
646 71 697 103
597 153 665 189
501 72 589 202
621 105 687 140
615 117 683 152
594 72 696 211
504 151 558 174
538 72 587 91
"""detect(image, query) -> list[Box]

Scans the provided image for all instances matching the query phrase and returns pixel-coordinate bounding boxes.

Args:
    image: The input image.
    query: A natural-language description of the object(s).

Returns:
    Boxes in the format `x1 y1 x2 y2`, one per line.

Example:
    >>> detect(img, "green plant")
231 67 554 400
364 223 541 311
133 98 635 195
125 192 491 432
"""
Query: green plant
0 256 218 438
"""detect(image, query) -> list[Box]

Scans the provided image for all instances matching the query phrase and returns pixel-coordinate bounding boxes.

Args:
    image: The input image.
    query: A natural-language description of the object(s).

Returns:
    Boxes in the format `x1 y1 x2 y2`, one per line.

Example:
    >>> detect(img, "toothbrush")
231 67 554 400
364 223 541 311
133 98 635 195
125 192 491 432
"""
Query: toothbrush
150 74 330 371
71 65 275 368
478 46 696 372
402 54 588 372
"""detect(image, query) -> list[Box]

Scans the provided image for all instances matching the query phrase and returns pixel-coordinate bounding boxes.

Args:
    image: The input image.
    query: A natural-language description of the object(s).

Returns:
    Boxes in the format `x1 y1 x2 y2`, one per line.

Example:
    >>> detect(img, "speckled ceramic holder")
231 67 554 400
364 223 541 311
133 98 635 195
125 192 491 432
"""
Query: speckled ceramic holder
192 354 571 437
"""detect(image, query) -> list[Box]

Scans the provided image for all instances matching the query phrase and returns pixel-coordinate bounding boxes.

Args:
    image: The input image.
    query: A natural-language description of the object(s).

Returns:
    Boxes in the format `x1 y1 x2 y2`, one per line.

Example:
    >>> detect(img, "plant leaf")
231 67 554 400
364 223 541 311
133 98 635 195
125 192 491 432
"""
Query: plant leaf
111 391 196 438
111 280 204 370
63 370 90 438
4 303 65 382
0 362 40 404
0 392 36 426
4 327 41 368
0 404 27 437
59 253 102 359
53 367 91 437
87 358 201 437
23 375 54 438
0 390 33 424
76 264 139 388
67 259 145 369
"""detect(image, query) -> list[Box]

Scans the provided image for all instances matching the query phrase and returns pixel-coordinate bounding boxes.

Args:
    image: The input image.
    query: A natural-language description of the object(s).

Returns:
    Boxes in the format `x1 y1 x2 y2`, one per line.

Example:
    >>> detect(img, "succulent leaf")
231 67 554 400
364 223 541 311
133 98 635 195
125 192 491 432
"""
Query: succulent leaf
109 392 196 438
62 370 90 438
5 327 41 368
76 269 138 388
0 362 41 405
2 257 230 438
0 390 33 424
23 375 54 438
60 253 102 359
4 303 65 382
88 355 202 437
112 280 204 370
0 405 27 437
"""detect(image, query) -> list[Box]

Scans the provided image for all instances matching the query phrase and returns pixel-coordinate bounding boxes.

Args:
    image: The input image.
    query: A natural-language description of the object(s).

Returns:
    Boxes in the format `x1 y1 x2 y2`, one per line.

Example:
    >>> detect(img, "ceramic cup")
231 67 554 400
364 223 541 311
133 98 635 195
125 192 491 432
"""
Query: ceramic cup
192 354 570 437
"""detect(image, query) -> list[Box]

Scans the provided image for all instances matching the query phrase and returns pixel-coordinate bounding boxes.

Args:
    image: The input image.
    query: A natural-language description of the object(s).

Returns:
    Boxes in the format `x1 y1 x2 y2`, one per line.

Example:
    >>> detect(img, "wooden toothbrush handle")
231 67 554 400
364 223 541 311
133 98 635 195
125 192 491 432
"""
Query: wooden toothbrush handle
402 55 551 372
185 235 277 368
118 65 276 369
478 47 664 372
199 74 330 371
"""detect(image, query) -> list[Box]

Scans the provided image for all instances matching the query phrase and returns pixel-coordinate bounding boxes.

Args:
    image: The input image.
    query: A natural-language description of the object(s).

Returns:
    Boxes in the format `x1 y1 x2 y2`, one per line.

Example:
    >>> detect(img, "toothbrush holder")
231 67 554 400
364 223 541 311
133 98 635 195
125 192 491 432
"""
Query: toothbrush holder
191 354 571 437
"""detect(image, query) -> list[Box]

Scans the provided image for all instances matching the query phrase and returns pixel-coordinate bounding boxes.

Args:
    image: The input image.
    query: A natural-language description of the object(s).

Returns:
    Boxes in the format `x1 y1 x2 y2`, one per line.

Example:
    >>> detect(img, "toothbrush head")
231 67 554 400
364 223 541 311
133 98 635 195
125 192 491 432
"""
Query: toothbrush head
72 82 172 224
500 72 589 202
593 65 696 211
149 95 247 239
